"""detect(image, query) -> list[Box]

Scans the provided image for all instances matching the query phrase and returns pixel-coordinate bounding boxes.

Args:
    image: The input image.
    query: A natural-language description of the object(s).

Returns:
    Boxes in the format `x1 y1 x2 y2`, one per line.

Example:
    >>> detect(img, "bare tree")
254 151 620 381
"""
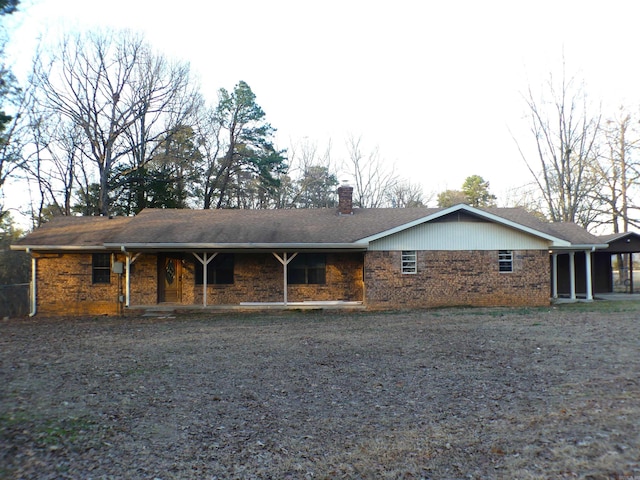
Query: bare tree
345 135 397 208
19 106 91 225
515 68 601 227
281 138 338 208
591 108 640 232
31 29 198 216
116 53 201 213
386 180 426 208
0 77 30 219
502 183 549 220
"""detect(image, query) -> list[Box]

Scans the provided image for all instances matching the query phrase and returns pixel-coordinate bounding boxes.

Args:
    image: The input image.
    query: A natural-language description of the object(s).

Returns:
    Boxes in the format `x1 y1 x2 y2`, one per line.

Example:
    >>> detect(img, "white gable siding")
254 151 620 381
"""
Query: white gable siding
368 221 551 251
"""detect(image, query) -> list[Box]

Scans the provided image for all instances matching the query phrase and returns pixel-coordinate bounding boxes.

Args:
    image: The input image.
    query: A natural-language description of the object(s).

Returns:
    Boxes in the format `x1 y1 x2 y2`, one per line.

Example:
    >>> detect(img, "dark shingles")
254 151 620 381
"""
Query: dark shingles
13 206 606 248
482 207 605 244
13 216 132 248
108 208 440 244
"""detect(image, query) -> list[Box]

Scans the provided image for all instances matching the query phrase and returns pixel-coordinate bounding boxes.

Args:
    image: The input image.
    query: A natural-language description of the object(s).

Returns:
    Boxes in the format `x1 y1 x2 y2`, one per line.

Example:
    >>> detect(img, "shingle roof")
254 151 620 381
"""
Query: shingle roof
543 222 606 245
598 231 640 243
13 205 605 250
482 208 604 245
12 216 132 249
107 207 441 245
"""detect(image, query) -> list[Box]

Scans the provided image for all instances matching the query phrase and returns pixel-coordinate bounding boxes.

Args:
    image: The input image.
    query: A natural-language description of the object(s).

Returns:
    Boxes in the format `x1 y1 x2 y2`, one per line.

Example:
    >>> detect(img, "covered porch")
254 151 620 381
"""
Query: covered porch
550 247 604 302
119 248 367 310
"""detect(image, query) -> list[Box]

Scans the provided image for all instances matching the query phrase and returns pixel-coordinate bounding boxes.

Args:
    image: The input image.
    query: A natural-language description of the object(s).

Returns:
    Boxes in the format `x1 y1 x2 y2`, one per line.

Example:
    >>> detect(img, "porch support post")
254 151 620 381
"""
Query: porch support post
273 252 298 306
569 251 576 300
551 252 558 299
629 253 634 294
28 251 37 316
125 252 131 308
121 250 141 308
283 253 287 305
193 253 217 307
585 249 593 301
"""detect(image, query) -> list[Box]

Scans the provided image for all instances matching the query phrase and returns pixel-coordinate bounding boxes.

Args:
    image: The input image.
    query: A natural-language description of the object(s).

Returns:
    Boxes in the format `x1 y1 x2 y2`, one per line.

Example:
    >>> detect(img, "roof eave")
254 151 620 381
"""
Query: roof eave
10 245 110 251
550 244 610 251
107 242 369 251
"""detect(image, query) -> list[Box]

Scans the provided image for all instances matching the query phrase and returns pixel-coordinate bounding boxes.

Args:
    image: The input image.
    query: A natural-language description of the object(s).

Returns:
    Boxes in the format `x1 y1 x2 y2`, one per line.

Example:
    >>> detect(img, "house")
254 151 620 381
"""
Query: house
11 185 608 316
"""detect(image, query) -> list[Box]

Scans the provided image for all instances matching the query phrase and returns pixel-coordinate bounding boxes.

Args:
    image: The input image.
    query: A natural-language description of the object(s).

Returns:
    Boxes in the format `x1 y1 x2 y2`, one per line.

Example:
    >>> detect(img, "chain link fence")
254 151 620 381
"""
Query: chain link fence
0 283 29 317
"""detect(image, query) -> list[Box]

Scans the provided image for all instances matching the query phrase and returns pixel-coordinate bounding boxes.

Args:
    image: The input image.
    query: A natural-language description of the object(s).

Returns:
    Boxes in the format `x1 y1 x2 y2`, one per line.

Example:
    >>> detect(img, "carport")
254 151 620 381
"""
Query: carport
594 232 640 294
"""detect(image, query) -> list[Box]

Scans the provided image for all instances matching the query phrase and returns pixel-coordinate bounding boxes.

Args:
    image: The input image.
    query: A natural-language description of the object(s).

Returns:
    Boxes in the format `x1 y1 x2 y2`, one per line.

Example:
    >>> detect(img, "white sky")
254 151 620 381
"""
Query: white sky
5 0 640 211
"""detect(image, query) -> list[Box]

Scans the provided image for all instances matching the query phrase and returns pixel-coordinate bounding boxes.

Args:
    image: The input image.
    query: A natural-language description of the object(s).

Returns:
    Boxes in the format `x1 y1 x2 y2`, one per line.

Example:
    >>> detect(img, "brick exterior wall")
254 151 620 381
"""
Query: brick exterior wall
34 252 125 316
129 254 158 304
33 249 549 315
34 251 364 315
177 252 364 305
365 250 550 309
288 253 364 303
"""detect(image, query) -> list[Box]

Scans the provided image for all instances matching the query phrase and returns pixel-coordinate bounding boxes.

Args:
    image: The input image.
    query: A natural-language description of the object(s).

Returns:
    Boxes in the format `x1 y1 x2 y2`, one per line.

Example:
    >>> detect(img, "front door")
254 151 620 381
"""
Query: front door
159 255 182 303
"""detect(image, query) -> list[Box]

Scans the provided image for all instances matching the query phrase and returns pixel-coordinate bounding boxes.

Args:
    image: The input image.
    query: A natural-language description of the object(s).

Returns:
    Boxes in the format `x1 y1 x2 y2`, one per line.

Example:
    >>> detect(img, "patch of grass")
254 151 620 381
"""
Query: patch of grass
556 300 640 313
429 305 555 318
38 417 96 446
0 411 99 449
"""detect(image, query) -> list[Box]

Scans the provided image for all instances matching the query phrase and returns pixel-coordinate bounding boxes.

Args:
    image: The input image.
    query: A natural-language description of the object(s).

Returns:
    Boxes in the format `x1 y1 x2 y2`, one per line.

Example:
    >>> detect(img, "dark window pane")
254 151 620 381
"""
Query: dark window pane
195 253 234 285
288 267 306 284
212 253 234 284
307 267 325 284
92 253 111 284
288 253 326 284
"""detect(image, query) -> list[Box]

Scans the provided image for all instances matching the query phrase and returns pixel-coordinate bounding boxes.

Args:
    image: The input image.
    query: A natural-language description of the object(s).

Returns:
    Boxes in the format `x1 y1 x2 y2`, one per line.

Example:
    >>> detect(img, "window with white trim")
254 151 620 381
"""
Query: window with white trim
401 251 417 274
499 250 513 272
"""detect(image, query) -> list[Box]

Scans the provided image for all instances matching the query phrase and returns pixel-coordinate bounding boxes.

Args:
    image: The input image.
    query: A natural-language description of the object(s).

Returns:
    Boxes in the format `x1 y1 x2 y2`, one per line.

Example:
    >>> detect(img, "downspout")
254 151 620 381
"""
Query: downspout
27 248 37 317
362 251 367 306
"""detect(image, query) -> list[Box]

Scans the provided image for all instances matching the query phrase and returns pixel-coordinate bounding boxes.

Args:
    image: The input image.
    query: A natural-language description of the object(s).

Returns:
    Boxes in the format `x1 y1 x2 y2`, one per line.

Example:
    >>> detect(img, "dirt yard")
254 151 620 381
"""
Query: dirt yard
2 303 640 479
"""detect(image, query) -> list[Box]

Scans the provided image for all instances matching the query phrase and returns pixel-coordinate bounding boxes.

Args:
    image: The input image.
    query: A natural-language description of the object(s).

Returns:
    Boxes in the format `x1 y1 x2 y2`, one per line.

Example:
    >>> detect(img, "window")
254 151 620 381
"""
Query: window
195 253 234 285
288 253 326 284
499 250 513 272
402 251 417 274
92 253 111 284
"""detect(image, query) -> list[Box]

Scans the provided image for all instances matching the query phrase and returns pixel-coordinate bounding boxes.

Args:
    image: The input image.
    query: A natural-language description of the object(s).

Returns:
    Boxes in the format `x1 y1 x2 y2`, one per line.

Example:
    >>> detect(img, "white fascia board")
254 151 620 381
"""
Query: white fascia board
550 244 610 251
10 245 109 251
107 242 369 251
358 203 572 246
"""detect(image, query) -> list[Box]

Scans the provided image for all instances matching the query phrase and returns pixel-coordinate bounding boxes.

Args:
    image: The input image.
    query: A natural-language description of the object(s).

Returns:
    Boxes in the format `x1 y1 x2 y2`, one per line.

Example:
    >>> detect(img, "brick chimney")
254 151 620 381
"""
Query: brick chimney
337 183 353 215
